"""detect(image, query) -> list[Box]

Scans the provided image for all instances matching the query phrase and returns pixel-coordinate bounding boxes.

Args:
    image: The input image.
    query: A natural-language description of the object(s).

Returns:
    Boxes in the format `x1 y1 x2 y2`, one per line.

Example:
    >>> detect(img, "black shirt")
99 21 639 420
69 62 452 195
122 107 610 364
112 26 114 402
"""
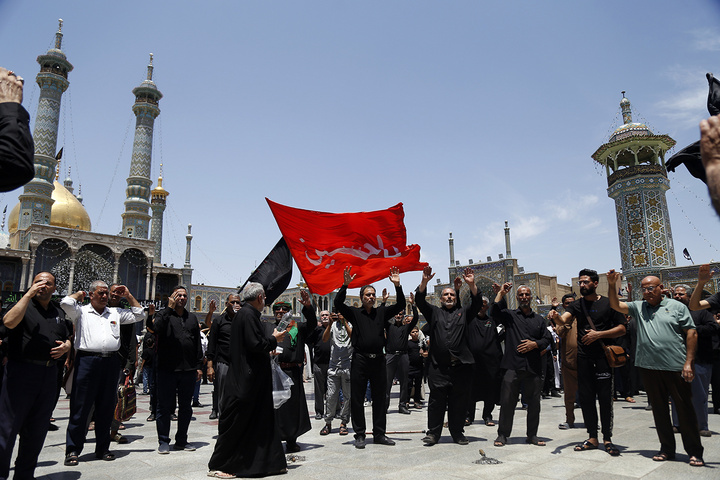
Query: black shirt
0 102 34 193
489 296 552 375
207 310 233 365
307 325 332 365
265 306 314 364
692 309 720 364
386 305 418 353
3 298 72 362
565 296 625 358
334 285 406 354
152 307 203 372
415 288 482 367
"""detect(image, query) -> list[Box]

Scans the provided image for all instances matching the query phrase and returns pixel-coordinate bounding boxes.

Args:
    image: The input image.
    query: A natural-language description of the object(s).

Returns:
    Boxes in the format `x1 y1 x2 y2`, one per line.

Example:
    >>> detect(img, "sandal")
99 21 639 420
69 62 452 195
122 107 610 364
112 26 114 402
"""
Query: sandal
689 456 705 467
64 453 79 466
652 452 674 462
604 442 620 456
574 440 598 451
493 435 507 447
96 451 115 461
625 397 636 403
526 436 546 446
207 472 237 479
339 424 349 436
483 417 496 427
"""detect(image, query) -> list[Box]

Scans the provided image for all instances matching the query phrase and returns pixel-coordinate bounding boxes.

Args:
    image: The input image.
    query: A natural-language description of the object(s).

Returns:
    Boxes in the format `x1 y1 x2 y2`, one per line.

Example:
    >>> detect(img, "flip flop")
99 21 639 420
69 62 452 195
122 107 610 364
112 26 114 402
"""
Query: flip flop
625 397 636 403
574 440 598 451
604 442 620 456
494 435 507 447
689 456 705 467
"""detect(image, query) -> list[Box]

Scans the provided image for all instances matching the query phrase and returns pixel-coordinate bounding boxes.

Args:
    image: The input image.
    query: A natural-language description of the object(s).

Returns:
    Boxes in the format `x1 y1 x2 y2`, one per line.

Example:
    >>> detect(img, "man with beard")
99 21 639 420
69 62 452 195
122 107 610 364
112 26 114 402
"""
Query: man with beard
333 266 406 449
61 281 145 465
608 271 703 467
307 309 332 420
415 266 481 446
207 282 287 479
266 298 312 453
206 294 241 420
151 286 203 454
385 293 418 415
0 272 72 480
550 269 626 456
465 294 503 427
490 282 552 447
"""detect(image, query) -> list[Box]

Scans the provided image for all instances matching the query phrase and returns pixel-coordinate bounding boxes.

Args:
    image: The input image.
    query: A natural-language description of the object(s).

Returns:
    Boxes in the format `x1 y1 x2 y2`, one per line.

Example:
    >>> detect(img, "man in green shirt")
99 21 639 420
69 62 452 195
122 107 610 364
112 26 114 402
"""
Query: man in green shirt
607 270 704 467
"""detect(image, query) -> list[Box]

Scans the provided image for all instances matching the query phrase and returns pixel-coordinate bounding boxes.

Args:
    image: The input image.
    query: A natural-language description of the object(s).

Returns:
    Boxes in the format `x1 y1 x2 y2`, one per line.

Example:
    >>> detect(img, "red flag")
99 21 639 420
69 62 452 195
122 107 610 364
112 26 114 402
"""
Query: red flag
266 199 427 295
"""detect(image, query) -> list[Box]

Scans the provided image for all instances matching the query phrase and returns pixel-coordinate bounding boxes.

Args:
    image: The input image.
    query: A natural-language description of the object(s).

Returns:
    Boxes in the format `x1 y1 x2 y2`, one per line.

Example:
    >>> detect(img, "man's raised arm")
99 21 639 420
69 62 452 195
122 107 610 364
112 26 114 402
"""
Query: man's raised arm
606 269 629 315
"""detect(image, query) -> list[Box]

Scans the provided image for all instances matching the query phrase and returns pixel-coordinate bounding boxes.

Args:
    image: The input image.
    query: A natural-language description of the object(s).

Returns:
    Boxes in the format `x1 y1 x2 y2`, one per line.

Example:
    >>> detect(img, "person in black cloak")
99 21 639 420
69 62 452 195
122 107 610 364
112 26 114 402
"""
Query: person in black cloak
207 282 287 479
265 298 313 453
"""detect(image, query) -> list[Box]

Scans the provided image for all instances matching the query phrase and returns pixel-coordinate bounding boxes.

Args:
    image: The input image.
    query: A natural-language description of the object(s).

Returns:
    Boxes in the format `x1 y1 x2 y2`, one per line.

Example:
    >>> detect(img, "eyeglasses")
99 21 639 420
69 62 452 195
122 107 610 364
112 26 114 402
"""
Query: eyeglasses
641 285 659 292
577 280 593 286
229 300 241 305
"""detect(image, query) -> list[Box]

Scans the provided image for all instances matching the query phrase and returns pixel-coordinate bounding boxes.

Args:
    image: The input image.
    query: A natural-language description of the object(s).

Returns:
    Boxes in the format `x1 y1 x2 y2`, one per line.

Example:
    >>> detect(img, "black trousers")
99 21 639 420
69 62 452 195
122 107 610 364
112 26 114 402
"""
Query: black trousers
385 352 410 409
350 353 386 438
0 361 59 480
312 363 328 416
498 369 542 439
156 369 196 446
577 355 614 440
639 367 703 458
427 362 472 439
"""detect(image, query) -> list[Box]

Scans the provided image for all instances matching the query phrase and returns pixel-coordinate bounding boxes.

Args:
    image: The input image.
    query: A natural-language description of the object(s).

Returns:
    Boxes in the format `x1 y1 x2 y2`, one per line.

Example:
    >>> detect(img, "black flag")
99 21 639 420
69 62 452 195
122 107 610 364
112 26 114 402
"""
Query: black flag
666 73 720 183
241 238 293 306
683 248 694 264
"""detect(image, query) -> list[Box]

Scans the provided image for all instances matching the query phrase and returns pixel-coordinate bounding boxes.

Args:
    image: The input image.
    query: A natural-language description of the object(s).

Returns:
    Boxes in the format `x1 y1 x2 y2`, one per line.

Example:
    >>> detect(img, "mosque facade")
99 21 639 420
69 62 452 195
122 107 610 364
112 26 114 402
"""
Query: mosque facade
0 21 188 305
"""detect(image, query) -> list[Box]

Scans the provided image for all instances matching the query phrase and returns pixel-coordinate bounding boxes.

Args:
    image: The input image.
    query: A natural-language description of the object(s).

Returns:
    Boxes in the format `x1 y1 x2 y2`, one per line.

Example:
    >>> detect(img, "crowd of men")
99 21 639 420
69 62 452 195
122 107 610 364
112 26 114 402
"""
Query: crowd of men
2 262 719 478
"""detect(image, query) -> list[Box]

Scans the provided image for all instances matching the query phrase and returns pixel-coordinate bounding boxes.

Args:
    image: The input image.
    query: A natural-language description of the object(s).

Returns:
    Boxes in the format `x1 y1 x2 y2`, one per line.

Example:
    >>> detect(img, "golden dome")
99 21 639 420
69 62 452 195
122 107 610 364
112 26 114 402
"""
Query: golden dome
8 181 92 234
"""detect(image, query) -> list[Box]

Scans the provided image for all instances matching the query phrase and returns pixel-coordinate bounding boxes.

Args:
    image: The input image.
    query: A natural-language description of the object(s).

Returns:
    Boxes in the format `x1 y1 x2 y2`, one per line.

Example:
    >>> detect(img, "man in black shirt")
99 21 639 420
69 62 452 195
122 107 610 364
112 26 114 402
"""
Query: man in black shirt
334 266 406 449
151 286 203 454
385 294 418 415
550 269 626 456
490 282 552 447
416 266 481 446
206 294 240 420
0 272 72 480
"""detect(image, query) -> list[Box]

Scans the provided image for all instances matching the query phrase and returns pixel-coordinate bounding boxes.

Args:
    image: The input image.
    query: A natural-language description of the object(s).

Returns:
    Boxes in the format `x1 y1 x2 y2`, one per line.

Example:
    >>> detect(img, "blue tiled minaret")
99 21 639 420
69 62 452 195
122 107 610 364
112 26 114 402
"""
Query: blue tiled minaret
592 93 676 298
16 19 73 249
150 165 169 263
121 54 163 239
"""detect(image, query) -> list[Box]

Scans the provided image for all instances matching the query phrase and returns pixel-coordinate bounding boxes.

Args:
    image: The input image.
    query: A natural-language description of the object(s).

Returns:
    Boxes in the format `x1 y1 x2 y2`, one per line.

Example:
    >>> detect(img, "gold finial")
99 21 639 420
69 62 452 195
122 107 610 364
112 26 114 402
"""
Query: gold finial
147 53 154 81
55 19 64 49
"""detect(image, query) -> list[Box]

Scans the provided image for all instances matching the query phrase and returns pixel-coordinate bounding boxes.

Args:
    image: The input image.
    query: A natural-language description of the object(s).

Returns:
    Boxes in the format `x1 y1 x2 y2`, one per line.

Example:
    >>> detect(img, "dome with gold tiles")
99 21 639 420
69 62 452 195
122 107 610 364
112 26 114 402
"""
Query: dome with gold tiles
8 181 92 234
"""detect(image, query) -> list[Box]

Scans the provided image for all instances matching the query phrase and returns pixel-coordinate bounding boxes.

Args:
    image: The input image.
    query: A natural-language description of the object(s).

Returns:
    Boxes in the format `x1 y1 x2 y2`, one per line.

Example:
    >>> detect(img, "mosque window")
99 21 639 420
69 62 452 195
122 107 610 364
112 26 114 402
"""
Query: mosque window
195 296 202 311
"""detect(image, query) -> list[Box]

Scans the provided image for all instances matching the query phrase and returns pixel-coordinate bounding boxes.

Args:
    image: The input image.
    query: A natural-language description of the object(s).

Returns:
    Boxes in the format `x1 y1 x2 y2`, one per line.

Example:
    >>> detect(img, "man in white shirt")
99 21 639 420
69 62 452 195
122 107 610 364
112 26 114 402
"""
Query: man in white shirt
60 280 145 466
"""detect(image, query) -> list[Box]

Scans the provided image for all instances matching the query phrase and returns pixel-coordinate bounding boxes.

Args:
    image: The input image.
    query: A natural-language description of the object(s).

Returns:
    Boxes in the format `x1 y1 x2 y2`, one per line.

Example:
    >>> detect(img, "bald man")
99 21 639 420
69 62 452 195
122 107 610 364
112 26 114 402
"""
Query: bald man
607 271 703 468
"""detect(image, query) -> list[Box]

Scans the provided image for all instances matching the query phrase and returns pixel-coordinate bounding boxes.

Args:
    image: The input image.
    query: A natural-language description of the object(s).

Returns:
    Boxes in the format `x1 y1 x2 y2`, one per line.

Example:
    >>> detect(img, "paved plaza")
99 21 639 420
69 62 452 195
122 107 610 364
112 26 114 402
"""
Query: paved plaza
17 380 720 479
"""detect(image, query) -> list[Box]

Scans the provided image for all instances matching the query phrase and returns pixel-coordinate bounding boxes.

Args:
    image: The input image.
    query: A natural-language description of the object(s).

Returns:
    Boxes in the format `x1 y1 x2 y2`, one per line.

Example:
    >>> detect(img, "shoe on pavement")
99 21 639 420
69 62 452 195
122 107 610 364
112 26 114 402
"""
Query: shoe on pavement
558 422 570 430
285 441 301 453
209 411 218 420
158 442 170 454
111 432 128 444
373 435 395 446
699 429 711 437
453 435 469 445
354 435 366 449
173 443 197 451
422 434 438 446
192 401 203 408
399 404 411 415
314 413 323 420
171 413 178 421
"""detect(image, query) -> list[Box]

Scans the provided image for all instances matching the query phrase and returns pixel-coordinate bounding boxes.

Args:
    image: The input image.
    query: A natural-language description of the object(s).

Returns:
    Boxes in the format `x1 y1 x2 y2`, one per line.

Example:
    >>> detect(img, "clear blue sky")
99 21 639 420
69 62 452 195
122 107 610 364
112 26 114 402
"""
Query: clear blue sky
1 1 720 295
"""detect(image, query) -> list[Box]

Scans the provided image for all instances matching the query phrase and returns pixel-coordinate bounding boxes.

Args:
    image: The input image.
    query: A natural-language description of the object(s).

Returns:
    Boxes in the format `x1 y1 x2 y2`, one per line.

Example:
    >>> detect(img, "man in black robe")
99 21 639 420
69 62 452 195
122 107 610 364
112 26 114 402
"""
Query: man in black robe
0 67 34 193
207 282 287 479
265 298 312 453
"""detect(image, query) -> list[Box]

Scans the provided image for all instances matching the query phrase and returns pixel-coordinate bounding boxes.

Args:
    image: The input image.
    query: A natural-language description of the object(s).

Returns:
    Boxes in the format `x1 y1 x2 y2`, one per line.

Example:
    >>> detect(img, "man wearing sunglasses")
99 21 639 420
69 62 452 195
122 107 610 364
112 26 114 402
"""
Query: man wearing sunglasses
206 294 242 420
